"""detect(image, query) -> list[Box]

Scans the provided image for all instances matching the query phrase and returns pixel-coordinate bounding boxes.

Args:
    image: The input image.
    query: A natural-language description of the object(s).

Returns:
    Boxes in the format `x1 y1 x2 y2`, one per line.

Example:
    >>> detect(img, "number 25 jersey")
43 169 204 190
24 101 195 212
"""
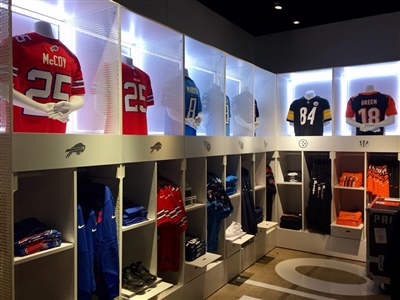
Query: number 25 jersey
12 32 85 133
121 62 154 135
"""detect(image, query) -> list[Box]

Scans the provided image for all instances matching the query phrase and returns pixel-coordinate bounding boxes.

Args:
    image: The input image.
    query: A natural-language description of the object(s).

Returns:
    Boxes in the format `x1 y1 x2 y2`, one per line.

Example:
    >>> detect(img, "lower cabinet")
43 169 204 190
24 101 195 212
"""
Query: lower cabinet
8 137 400 300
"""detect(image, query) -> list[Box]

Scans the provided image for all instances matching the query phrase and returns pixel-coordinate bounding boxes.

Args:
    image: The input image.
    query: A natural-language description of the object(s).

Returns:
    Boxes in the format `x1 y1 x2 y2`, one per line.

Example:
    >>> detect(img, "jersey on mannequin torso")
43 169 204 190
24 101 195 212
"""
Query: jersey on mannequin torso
120 57 154 135
12 21 85 133
286 92 332 136
345 85 397 135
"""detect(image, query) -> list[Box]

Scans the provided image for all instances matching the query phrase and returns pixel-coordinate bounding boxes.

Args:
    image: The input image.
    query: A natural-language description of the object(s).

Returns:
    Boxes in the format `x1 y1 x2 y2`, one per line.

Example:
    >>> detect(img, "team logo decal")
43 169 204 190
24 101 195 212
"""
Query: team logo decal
203 140 211 151
50 45 59 52
150 142 162 153
359 140 369 148
66 143 86 158
298 139 308 148
238 140 244 150
313 101 319 106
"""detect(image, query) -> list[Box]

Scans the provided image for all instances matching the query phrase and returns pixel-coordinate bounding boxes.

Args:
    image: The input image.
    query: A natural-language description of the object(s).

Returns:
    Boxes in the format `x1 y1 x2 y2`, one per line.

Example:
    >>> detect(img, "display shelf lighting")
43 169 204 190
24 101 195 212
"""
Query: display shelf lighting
343 61 400 79
274 1 283 10
11 1 66 23
289 69 332 84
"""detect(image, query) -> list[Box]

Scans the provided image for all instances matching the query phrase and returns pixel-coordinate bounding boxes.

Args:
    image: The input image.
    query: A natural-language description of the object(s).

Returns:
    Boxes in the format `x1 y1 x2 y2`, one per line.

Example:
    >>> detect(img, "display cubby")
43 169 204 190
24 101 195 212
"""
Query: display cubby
276 68 333 137
13 169 75 299
120 6 185 137
332 61 400 136
184 36 225 137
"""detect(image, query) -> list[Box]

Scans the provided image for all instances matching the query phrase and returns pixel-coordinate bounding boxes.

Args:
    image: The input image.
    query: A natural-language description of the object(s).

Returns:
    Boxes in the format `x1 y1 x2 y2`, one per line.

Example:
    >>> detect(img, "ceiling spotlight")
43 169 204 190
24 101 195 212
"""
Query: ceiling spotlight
293 19 300 25
274 1 283 10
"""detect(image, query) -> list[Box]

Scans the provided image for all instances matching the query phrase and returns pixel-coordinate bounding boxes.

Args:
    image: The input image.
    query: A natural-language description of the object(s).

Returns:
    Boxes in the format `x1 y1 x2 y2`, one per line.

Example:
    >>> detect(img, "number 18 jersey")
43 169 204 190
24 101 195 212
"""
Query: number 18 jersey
12 32 85 133
345 91 397 135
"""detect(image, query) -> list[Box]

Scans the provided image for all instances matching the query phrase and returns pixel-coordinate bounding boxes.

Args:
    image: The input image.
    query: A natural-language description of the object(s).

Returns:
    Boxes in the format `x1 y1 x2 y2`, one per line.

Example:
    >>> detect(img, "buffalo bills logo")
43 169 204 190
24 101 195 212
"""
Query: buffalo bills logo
66 143 86 158
50 45 59 52
203 140 211 151
150 142 162 153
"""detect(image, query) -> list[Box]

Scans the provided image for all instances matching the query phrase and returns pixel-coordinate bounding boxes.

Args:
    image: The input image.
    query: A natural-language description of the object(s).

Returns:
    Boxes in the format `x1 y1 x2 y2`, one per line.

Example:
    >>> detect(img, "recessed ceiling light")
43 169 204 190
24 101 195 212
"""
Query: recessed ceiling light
274 2 283 10
293 20 300 25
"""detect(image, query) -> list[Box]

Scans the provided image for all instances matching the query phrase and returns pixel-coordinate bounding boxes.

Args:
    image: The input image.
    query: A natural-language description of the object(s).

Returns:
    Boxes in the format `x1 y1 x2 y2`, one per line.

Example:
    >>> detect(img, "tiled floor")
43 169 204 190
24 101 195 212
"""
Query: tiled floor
206 247 391 300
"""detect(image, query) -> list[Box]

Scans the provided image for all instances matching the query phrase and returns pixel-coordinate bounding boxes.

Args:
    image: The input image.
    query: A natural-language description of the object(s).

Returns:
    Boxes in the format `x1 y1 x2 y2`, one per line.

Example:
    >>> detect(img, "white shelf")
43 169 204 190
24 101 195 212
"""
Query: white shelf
14 242 74 265
121 278 173 299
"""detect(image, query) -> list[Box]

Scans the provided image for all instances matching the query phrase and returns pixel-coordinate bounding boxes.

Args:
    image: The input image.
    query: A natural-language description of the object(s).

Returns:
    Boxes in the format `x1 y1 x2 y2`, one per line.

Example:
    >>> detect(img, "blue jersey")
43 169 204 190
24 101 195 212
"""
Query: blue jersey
185 76 202 136
85 208 97 294
78 204 92 300
93 183 120 299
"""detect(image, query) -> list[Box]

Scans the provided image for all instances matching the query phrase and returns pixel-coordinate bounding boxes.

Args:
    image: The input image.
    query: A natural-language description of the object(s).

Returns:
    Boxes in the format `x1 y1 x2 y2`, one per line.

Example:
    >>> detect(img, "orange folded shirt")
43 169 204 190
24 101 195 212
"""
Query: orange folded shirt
338 172 363 187
336 211 363 227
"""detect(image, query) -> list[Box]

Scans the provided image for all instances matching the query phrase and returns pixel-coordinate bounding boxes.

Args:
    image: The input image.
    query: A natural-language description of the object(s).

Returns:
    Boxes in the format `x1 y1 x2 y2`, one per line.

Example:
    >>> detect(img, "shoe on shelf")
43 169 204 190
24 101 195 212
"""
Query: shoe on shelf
225 221 243 237
130 261 157 283
122 266 145 291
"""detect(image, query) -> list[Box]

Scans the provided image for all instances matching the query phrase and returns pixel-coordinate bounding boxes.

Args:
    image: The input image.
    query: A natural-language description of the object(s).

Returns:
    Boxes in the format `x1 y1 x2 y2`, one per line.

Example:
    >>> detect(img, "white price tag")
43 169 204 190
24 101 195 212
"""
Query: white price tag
374 227 387 244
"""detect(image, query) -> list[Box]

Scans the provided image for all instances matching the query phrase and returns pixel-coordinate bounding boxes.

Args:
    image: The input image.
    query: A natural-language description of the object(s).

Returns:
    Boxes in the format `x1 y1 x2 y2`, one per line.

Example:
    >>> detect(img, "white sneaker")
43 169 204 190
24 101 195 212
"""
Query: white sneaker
226 221 243 237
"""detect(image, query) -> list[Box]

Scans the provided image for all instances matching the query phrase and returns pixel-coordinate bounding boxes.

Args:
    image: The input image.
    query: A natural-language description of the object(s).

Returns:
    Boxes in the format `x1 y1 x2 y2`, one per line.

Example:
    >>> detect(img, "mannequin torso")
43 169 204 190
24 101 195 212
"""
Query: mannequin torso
364 84 375 92
121 55 134 68
33 21 55 39
305 90 316 100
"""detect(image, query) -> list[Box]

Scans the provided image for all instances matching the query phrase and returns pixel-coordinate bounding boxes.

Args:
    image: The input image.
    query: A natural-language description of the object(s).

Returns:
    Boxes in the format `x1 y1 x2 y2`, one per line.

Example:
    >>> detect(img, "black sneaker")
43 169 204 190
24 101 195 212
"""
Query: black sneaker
122 267 145 291
130 261 156 283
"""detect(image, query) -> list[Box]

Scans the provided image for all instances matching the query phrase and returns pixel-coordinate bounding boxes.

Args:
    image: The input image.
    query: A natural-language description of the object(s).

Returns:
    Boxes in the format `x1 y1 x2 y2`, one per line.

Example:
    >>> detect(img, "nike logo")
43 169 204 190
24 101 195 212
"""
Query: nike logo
78 225 84 229
111 215 116 219
92 228 97 232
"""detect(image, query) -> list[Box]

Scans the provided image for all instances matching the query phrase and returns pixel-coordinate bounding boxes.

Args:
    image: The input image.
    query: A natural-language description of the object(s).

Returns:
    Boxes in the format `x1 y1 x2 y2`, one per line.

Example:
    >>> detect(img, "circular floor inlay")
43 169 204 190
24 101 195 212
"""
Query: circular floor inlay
275 258 380 296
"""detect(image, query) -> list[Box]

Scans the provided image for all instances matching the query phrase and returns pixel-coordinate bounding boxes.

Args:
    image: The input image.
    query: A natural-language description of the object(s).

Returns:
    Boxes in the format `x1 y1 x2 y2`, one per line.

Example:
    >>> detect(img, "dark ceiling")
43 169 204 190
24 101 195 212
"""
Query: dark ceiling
197 0 400 36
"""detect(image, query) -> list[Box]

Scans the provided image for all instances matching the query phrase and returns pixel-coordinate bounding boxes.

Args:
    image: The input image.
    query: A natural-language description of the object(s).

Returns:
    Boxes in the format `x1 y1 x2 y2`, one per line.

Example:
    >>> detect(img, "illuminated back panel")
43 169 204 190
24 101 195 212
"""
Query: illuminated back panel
66 6 120 134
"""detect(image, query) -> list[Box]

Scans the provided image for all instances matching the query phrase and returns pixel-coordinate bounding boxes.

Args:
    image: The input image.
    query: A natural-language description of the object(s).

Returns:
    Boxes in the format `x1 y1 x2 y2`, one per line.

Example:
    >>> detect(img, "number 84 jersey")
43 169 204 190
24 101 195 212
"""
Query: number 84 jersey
286 96 332 136
12 32 85 133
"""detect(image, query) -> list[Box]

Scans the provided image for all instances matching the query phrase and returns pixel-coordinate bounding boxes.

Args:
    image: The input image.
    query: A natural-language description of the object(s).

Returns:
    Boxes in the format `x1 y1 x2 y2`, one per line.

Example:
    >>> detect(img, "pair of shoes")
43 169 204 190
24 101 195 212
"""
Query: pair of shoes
129 261 157 283
122 266 145 291
225 221 243 237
